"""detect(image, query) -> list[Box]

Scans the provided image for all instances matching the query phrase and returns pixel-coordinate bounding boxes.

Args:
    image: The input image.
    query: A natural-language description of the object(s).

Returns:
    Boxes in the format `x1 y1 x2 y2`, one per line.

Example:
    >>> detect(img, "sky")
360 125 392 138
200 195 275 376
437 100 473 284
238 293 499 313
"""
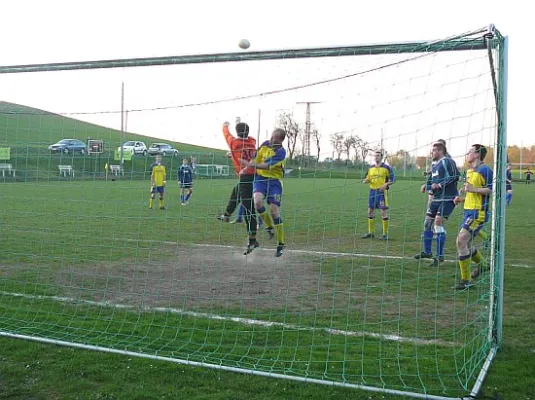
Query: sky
0 0 531 163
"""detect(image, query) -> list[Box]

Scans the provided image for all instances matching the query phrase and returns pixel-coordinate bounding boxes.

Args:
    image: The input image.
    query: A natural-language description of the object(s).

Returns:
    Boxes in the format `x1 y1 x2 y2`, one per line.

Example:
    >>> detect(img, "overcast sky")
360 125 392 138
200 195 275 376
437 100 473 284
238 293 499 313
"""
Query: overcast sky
0 0 530 162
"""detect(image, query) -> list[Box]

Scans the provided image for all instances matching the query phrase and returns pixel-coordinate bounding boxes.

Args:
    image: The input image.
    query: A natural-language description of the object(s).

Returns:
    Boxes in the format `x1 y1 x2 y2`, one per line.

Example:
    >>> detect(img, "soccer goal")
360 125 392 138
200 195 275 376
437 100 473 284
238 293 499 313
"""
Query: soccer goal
195 163 230 178
0 25 507 399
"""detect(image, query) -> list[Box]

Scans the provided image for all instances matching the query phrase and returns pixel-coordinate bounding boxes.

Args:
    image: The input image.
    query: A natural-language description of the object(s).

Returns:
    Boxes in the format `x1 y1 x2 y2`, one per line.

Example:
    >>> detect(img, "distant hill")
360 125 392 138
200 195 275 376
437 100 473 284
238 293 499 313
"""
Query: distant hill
0 101 220 154
0 101 229 181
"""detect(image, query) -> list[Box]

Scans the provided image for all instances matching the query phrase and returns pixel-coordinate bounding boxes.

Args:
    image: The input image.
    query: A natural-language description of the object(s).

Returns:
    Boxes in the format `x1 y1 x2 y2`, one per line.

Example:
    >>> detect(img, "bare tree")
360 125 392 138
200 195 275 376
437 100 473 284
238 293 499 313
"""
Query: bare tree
351 137 369 162
311 125 321 161
343 135 357 161
277 111 300 160
330 133 344 160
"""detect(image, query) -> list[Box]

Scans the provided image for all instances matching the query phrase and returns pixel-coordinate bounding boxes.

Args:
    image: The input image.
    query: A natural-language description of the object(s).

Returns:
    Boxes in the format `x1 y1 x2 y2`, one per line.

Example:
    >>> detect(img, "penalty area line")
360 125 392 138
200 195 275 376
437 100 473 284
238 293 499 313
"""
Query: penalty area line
0 290 458 348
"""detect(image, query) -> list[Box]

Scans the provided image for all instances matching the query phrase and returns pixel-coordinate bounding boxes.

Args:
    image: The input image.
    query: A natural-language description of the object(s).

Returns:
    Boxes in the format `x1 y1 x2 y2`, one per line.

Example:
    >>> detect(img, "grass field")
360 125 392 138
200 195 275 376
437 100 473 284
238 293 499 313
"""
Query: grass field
1 175 534 400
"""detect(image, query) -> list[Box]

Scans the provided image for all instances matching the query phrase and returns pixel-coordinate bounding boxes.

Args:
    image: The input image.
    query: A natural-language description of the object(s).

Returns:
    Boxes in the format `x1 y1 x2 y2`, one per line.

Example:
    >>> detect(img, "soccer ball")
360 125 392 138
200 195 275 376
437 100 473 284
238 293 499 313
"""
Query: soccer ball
238 39 250 50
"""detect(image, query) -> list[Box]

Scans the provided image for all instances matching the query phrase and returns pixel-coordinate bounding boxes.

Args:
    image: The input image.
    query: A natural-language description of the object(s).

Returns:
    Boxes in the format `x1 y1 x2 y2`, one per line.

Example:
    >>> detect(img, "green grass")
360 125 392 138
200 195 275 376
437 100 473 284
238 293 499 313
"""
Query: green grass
1 175 534 399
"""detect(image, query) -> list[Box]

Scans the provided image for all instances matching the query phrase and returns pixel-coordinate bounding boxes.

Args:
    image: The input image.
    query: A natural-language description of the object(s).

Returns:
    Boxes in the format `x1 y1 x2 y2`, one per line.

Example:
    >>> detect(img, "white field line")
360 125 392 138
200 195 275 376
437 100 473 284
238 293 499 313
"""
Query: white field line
0 290 458 348
114 236 534 268
511 264 535 268
22 230 533 268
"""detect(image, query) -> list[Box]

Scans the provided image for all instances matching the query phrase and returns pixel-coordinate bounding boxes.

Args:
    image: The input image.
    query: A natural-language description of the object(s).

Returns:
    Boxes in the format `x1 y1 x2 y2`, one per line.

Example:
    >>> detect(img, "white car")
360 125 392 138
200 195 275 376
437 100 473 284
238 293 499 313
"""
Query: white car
117 141 147 156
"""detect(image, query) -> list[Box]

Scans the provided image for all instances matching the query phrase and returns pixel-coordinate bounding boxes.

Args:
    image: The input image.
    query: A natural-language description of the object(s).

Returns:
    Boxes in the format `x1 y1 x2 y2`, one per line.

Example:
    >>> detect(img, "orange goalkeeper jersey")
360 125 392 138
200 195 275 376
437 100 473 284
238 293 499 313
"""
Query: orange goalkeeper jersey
223 125 257 176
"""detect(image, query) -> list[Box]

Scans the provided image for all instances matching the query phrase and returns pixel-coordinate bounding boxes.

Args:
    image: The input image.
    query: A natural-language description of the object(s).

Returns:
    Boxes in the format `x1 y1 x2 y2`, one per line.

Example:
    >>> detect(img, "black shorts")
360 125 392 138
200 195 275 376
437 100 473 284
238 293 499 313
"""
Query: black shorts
179 183 193 189
427 200 456 219
238 174 254 204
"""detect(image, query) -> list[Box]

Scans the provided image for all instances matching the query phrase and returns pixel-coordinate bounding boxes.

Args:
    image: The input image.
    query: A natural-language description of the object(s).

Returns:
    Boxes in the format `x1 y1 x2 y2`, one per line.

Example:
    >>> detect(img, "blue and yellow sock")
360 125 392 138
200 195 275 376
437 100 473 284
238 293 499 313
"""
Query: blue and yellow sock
477 230 488 241
367 217 375 234
471 249 483 264
273 217 284 245
257 206 273 229
458 254 472 281
382 218 389 236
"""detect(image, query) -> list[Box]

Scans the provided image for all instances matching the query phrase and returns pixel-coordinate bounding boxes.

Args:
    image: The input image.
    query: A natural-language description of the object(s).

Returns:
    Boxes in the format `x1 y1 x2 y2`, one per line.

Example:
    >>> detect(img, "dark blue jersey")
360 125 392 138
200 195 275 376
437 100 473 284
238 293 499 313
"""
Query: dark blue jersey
426 157 460 200
506 169 513 190
178 164 193 184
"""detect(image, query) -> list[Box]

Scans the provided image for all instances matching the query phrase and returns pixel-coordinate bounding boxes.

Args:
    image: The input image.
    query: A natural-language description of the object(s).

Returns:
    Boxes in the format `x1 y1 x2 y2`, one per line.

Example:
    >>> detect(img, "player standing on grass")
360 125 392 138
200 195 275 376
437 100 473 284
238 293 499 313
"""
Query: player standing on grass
453 144 493 290
414 141 460 267
178 158 194 205
240 128 287 257
218 120 258 254
149 155 167 210
524 168 533 184
361 150 395 240
506 163 513 206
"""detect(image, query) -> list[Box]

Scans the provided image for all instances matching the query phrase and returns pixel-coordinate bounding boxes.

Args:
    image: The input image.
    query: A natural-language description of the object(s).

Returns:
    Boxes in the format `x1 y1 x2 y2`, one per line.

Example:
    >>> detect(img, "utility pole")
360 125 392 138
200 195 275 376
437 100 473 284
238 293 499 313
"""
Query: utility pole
257 109 261 144
296 101 321 157
120 82 125 168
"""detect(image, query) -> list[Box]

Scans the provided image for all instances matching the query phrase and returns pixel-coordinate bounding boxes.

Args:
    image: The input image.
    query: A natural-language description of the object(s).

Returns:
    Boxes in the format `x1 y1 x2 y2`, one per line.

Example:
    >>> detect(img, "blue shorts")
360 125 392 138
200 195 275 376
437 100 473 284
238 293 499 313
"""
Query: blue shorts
506 184 512 191
368 189 388 210
427 200 456 219
461 210 488 236
253 178 283 206
151 186 165 195
179 182 193 189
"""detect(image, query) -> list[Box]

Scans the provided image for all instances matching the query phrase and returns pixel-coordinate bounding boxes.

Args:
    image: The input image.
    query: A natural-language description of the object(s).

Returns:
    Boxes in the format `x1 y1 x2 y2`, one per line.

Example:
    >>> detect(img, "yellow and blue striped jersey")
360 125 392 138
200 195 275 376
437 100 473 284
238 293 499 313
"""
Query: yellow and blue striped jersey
254 140 286 180
465 164 493 211
151 164 166 186
365 163 395 190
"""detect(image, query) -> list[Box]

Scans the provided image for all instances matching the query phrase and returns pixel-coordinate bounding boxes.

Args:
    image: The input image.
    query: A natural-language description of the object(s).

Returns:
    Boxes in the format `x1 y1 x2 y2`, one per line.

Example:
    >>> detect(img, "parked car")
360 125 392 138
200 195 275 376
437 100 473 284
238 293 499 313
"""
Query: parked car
49 139 86 155
117 141 147 156
148 143 179 156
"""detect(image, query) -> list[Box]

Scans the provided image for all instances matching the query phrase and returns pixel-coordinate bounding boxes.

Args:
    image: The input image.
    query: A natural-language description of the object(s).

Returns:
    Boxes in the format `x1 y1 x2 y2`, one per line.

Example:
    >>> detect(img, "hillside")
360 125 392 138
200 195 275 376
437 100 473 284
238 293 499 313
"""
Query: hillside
0 101 229 181
0 101 220 154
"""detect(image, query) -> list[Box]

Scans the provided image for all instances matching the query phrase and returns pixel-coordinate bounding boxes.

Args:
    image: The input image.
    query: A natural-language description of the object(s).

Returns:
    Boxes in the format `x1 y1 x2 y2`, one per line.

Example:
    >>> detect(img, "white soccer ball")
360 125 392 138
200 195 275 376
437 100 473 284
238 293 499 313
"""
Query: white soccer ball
238 39 250 50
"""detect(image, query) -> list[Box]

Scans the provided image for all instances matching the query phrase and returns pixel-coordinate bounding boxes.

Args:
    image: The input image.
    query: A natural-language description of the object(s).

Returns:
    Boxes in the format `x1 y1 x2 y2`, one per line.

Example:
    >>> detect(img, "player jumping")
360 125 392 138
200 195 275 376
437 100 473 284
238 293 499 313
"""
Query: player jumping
240 128 287 257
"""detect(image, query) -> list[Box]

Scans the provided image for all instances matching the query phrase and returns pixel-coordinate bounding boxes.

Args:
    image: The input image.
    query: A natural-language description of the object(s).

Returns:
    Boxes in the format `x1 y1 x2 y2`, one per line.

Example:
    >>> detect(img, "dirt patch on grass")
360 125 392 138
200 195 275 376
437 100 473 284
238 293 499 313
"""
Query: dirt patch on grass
55 244 328 312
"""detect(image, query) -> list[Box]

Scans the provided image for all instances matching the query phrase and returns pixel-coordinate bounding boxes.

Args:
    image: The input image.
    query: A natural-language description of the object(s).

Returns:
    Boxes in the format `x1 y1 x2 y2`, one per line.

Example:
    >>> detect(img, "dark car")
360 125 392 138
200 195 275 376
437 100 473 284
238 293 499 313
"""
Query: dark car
49 139 86 155
148 143 178 156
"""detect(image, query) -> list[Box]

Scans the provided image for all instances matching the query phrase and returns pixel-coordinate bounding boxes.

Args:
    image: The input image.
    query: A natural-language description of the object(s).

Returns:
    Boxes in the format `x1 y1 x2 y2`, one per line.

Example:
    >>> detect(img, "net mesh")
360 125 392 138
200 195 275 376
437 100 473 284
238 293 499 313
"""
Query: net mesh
0 28 506 398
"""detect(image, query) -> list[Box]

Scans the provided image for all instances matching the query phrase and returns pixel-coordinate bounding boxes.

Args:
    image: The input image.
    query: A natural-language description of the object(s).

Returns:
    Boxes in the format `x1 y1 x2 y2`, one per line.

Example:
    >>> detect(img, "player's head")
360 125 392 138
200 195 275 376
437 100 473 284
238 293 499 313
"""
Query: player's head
270 128 286 146
236 122 250 138
431 141 447 161
467 144 487 163
155 155 162 164
507 163 511 170
374 151 383 164
182 158 188 165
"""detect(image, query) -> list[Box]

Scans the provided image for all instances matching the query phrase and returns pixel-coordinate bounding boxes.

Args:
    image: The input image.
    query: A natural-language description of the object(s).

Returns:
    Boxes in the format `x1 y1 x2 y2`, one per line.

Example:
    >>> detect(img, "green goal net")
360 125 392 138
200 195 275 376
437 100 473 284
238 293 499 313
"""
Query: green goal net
0 25 507 399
